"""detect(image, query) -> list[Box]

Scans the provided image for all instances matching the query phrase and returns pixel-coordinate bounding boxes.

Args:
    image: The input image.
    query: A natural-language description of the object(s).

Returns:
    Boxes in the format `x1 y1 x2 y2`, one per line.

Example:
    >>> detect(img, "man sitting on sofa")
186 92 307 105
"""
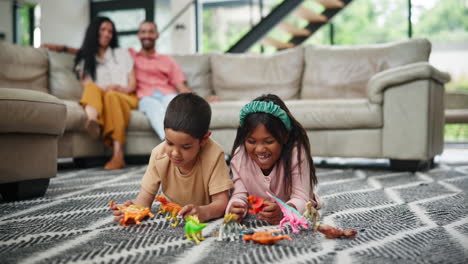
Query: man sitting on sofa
43 20 217 141
129 21 193 141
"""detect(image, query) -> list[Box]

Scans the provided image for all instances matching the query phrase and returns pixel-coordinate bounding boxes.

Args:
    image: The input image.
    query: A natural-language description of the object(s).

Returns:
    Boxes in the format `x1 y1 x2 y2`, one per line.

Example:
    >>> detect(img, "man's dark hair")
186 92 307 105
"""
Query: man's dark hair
164 93 211 140
139 20 158 32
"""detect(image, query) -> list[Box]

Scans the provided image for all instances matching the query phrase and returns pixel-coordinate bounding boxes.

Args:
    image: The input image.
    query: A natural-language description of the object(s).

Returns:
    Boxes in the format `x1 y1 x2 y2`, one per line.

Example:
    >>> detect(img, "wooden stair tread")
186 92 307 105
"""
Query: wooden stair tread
262 37 295 50
278 22 311 37
313 0 345 9
294 6 327 23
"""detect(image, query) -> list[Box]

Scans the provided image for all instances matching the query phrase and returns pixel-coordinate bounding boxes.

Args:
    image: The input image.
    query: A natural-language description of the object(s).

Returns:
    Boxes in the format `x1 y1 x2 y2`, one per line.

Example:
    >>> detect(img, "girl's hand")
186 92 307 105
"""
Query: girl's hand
110 200 133 224
258 200 283 225
179 204 207 223
228 202 246 221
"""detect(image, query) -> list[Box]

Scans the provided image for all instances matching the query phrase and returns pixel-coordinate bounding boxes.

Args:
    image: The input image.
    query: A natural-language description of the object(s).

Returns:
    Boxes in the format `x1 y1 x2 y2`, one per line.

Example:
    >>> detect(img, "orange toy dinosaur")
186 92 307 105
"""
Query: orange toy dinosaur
248 195 266 214
317 224 357 239
243 229 292 245
155 195 182 227
109 200 154 226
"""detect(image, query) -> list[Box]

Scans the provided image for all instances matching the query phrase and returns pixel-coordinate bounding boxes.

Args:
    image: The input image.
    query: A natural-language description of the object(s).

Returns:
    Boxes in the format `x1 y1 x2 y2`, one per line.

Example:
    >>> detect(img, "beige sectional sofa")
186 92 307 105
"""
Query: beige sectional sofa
206 38 450 171
0 38 450 199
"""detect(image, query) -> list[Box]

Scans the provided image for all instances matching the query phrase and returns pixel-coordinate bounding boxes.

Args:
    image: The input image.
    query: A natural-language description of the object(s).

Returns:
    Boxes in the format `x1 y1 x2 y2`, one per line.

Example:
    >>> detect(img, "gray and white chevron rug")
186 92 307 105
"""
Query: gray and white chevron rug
0 161 467 264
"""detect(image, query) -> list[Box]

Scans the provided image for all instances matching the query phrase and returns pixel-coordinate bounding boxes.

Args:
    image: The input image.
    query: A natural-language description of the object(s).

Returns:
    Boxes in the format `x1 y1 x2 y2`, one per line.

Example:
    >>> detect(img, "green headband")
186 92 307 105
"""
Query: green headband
239 101 292 131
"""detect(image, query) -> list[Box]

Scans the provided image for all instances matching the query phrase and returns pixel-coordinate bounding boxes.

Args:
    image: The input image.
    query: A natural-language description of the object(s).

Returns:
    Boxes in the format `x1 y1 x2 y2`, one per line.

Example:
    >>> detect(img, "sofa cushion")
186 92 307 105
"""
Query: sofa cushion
128 110 153 132
301 38 431 99
286 99 382 129
48 51 82 101
209 99 382 130
210 101 249 129
62 100 86 131
211 47 304 100
0 88 66 135
0 41 49 93
172 54 213 99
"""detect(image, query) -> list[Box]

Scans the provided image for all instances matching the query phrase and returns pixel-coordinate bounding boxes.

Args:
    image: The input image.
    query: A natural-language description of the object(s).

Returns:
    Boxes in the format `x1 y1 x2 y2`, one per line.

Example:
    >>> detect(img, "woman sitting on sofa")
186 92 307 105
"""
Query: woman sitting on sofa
74 16 137 170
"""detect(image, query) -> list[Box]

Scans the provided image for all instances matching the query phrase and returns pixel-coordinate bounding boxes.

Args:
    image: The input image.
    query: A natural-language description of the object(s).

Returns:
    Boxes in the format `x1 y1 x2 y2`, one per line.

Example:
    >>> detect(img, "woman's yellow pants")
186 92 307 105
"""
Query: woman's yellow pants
80 82 138 148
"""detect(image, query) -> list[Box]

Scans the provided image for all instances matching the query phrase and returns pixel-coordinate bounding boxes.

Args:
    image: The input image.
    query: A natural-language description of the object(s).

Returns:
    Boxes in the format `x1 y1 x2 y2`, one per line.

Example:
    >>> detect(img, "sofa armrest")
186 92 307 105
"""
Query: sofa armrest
367 62 451 104
377 64 448 160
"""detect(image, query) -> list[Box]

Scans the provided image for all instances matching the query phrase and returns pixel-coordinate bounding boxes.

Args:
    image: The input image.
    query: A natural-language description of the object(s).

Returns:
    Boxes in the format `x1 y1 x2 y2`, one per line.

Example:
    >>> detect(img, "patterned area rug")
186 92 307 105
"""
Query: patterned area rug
0 162 467 264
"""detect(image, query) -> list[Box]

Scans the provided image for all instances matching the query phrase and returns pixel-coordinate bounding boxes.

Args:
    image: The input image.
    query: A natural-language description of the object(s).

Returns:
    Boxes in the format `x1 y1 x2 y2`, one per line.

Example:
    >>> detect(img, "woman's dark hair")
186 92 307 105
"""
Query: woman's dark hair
74 17 118 81
164 93 211 140
231 94 317 196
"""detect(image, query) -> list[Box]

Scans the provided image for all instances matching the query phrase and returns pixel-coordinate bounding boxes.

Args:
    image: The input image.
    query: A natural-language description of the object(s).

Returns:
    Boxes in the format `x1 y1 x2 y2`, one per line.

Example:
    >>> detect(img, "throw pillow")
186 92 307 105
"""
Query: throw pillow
48 51 82 101
172 54 213 99
211 47 304 101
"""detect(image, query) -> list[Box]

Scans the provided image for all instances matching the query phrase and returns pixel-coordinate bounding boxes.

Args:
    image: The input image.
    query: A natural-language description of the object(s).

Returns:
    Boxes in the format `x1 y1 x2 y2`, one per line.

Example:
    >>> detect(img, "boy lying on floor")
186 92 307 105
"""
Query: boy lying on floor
111 93 233 223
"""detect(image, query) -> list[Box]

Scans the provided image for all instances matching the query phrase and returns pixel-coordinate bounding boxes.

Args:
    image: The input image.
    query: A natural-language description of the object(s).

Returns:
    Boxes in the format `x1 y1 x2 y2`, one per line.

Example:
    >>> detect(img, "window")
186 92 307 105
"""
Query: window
13 1 39 46
306 0 408 46
201 0 279 53
90 0 154 49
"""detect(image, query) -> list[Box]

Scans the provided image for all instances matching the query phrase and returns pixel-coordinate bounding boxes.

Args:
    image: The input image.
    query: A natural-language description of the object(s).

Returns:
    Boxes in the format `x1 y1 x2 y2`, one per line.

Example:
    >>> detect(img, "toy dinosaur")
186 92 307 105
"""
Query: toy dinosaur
184 216 208 244
317 224 357 239
217 213 250 241
303 201 321 231
265 192 308 233
243 229 292 245
109 200 154 226
155 195 182 227
248 195 266 214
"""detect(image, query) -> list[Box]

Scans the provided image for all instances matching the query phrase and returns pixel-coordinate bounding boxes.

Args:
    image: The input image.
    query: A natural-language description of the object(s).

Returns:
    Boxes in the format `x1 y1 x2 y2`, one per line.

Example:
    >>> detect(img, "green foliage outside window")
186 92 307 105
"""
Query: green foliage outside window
17 3 36 46
445 124 468 141
415 0 468 41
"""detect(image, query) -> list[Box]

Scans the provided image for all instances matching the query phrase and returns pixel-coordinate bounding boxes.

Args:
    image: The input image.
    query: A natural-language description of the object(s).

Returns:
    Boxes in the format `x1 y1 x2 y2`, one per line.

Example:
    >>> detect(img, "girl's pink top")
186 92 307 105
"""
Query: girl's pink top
226 146 321 216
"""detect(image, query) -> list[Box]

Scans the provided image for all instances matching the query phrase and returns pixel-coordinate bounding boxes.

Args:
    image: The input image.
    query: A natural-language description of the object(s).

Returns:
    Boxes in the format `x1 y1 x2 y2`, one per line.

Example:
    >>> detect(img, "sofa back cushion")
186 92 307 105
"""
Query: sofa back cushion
301 38 431 99
48 51 83 101
0 41 49 93
211 47 304 100
172 54 213 99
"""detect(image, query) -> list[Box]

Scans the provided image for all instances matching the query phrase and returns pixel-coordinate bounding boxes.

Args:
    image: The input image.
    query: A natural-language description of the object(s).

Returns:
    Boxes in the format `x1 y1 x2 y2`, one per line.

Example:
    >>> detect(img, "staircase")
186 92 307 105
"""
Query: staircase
227 0 353 53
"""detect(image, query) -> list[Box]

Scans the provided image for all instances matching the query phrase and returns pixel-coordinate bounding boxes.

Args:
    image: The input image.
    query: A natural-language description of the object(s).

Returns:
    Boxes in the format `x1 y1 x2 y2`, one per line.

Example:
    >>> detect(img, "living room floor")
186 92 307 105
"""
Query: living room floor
0 144 467 264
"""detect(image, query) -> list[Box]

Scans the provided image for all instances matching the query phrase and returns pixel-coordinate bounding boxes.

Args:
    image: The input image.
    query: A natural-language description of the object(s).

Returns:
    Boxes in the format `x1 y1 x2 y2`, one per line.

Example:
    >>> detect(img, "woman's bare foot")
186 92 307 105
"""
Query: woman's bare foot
84 105 101 138
85 119 101 139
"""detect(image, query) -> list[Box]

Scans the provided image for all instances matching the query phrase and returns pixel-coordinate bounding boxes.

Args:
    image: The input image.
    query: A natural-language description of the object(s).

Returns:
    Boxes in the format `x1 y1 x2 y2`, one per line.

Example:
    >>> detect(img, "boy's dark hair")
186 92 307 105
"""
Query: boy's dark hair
164 93 211 140
231 94 317 196
74 16 118 81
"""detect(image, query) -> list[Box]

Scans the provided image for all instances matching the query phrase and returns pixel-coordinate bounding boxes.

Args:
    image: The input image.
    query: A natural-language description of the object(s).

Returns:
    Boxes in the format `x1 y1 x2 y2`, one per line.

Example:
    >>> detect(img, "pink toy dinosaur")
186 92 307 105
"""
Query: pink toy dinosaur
266 192 308 233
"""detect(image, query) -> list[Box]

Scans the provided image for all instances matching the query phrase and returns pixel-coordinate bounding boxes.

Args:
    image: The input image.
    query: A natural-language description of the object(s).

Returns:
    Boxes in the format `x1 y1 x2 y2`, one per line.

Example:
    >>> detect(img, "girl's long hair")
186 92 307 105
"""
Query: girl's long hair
231 94 317 196
74 16 118 81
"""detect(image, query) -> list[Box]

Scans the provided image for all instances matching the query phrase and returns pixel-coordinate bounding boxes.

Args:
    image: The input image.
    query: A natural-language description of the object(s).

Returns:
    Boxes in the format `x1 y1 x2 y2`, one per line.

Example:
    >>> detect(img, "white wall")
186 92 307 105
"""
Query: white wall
32 0 89 48
170 0 197 54
0 0 13 42
2 0 196 53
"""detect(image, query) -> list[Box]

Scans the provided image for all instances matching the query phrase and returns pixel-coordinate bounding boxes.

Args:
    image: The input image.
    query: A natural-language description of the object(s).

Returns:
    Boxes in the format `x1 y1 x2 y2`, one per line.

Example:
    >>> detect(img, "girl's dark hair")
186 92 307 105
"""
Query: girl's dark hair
231 94 317 196
74 17 118 81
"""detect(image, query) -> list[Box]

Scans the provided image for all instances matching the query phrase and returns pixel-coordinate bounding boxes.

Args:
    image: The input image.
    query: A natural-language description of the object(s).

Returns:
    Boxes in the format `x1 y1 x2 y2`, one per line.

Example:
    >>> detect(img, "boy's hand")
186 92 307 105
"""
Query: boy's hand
179 204 207 223
110 200 133 224
228 202 246 221
258 200 283 225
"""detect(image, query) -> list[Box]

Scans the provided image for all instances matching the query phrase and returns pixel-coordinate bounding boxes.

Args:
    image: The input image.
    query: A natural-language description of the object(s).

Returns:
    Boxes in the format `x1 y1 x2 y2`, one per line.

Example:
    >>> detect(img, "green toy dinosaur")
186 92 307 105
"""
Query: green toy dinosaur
184 216 208 244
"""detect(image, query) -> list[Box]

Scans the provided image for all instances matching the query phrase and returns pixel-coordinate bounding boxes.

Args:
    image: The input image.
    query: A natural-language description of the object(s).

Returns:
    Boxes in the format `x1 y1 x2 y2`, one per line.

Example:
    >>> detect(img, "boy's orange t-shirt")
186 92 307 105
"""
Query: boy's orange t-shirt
140 138 233 206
